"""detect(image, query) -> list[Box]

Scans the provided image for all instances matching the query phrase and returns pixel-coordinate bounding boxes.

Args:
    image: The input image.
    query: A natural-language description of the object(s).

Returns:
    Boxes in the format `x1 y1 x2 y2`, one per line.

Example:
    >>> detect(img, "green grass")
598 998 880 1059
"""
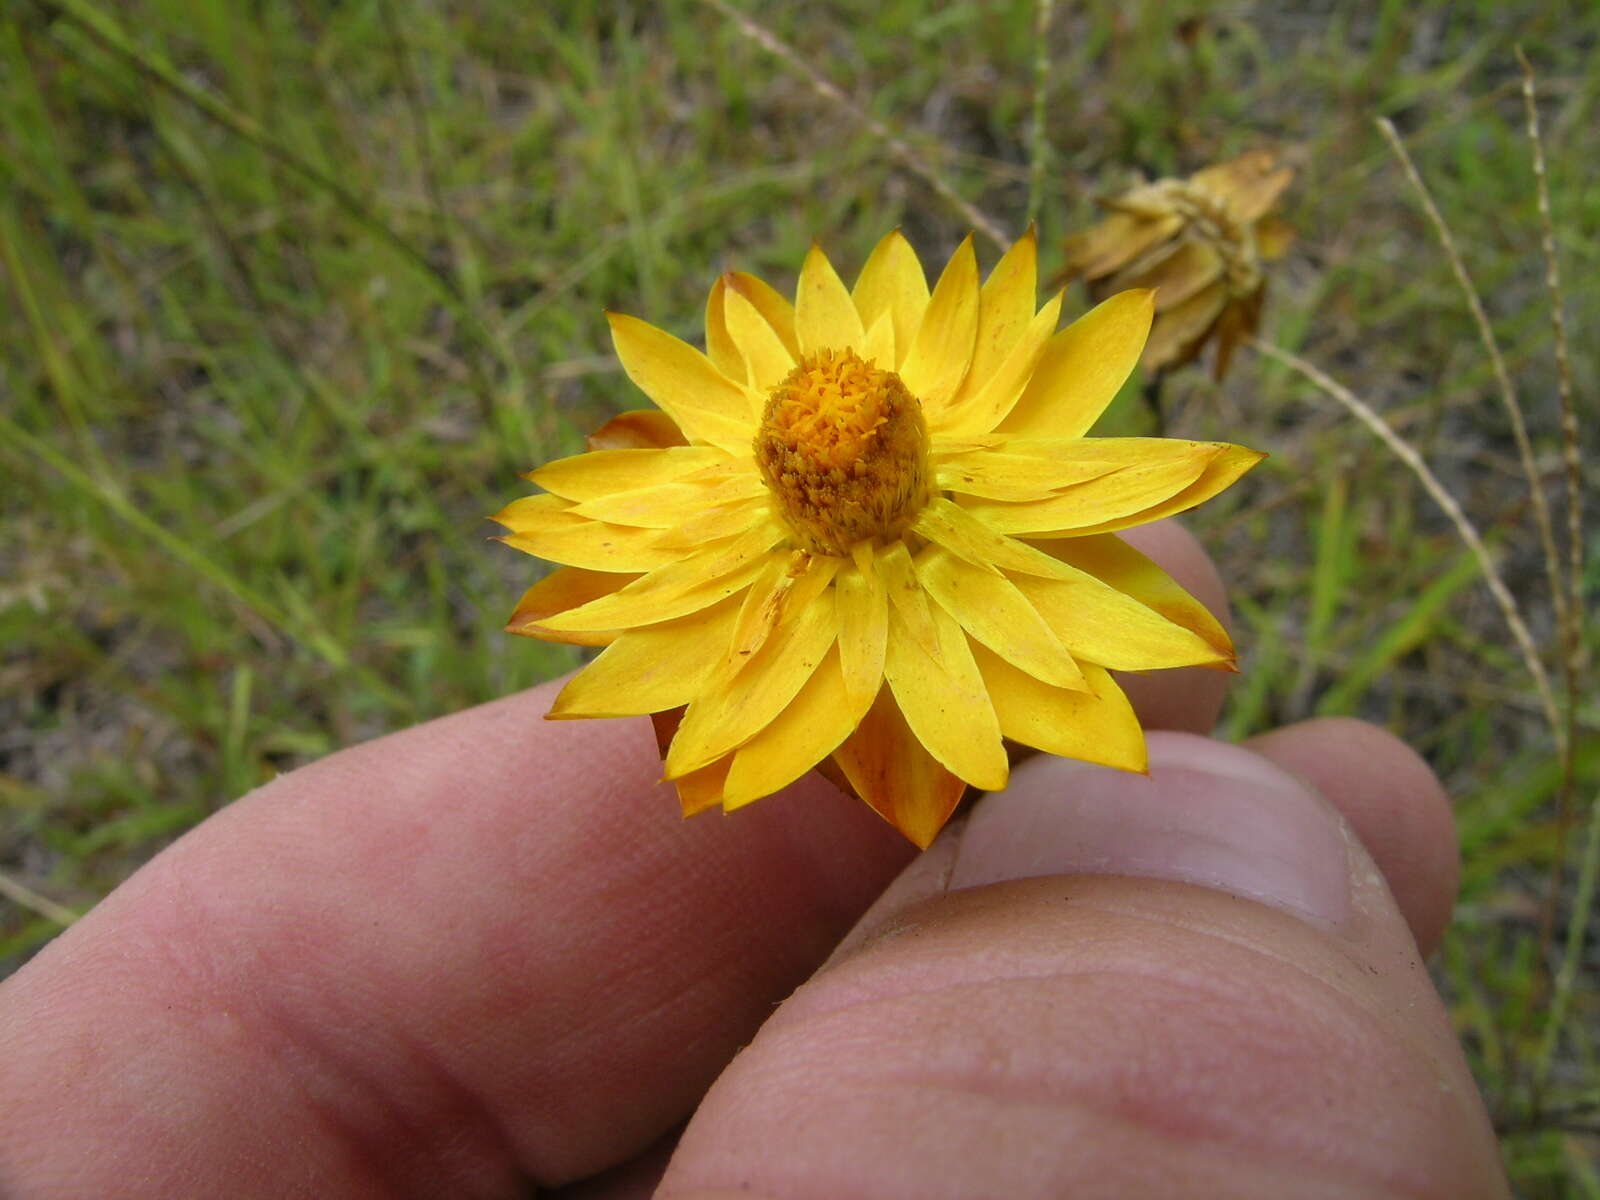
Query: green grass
2 1 1596 1190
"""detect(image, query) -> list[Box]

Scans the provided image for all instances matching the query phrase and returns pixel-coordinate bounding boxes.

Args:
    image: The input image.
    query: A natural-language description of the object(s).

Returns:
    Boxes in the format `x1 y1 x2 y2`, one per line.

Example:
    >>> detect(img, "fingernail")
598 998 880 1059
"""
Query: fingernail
949 732 1351 927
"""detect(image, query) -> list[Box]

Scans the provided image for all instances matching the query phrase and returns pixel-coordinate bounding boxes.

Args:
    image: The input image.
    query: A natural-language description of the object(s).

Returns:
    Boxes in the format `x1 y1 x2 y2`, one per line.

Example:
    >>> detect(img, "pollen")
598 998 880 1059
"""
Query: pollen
754 348 930 556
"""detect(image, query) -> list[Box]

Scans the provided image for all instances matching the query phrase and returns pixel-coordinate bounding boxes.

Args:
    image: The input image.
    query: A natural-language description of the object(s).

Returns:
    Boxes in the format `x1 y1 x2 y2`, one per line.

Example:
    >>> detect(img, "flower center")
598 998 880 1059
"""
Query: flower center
753 348 930 556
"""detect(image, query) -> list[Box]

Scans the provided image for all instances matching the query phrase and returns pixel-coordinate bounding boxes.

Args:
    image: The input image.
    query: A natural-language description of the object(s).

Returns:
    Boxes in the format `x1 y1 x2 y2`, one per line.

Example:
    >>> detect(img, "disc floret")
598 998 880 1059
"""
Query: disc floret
753 348 930 556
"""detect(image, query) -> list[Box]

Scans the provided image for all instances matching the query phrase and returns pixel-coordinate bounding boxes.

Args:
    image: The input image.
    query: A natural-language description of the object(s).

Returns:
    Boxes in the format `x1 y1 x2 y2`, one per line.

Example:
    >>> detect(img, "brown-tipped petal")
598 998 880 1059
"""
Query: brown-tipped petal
505 566 638 647
831 688 970 848
585 409 689 451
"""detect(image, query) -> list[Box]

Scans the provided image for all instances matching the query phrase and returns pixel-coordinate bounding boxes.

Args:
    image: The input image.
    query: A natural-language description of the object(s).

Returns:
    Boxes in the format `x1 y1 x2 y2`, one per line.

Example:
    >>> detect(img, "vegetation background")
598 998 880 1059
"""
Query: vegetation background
1 0 1594 1191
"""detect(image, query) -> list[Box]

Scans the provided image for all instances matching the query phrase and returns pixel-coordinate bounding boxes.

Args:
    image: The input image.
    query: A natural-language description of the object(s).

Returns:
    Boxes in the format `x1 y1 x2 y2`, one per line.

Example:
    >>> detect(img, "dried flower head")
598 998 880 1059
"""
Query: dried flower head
1060 150 1294 381
494 232 1263 847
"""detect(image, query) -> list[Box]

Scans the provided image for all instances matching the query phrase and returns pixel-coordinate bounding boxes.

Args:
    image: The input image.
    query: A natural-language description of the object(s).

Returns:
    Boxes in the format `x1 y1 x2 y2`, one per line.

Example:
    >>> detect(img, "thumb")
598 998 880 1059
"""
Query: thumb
658 729 1506 1200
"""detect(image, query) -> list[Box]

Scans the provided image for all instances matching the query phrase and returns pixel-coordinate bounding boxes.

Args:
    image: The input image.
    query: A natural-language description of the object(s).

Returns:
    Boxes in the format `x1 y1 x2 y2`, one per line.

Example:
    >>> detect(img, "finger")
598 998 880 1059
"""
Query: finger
1115 520 1232 734
660 733 1505 1199
0 691 912 1198
1246 716 1459 953
0 523 1231 1198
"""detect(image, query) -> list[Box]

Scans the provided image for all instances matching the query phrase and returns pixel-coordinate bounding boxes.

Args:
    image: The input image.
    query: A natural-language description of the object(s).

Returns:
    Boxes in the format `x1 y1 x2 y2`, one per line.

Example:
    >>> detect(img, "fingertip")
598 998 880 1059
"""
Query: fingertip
1245 717 1459 954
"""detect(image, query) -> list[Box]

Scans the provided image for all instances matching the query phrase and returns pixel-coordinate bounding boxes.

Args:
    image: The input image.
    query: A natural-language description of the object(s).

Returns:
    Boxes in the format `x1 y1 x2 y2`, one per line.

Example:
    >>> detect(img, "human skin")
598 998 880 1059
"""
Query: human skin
0 522 1504 1198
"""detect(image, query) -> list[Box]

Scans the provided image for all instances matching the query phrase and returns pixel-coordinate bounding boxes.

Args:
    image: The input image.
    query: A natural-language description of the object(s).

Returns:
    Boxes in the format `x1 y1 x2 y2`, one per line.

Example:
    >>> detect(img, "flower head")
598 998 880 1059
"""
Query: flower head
494 231 1263 847
1060 150 1294 381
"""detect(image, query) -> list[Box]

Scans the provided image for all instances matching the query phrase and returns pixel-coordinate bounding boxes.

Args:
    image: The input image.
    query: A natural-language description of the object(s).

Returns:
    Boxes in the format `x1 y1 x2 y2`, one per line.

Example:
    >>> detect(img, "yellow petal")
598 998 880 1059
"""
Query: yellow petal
883 602 1008 791
861 308 896 369
934 441 1120 502
704 274 745 382
999 289 1154 439
876 538 942 662
910 496 1076 579
665 573 838 776
899 233 979 414
851 229 929 369
568 471 765 528
585 409 688 451
831 687 968 848
1112 238 1225 312
548 594 742 718
726 270 800 359
795 242 866 356
1053 443 1265 538
529 446 729 501
955 445 1221 536
505 566 636 647
493 494 682 571
932 289 1062 436
1046 533 1230 656
973 646 1147 774
914 546 1088 691
723 283 797 395
725 550 840 664
1140 280 1227 373
722 648 866 809
537 520 783 633
947 228 1039 411
1011 561 1231 671
608 312 757 455
674 753 733 816
653 495 771 550
937 435 1205 501
835 557 888 711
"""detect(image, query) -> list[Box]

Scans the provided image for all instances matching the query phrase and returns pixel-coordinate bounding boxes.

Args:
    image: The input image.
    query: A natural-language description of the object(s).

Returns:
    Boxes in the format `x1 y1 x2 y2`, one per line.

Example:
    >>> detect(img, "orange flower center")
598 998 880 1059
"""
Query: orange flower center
753 348 930 556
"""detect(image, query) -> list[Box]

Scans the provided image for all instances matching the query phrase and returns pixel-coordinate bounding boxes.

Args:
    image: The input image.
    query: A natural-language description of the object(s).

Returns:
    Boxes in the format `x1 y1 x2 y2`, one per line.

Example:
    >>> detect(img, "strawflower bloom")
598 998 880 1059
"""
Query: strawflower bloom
495 231 1263 847
1060 150 1294 381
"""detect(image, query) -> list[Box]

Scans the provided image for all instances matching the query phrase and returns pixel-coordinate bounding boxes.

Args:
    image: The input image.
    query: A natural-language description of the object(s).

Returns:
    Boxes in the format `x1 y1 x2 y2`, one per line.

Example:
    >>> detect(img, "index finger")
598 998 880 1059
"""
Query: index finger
0 522 1229 1197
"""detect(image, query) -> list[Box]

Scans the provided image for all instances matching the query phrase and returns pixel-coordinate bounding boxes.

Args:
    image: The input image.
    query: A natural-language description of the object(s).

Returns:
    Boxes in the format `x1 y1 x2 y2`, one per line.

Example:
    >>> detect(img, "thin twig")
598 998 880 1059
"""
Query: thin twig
0 871 80 927
1516 46 1585 717
1247 336 1564 750
1025 0 1055 230
701 0 1011 249
1375 118 1569 659
1518 47 1590 1099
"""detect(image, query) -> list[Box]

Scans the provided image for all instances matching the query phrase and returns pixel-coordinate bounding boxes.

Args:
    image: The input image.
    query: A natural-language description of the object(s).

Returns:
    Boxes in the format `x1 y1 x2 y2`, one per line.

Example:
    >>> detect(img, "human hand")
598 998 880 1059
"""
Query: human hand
0 522 1505 1198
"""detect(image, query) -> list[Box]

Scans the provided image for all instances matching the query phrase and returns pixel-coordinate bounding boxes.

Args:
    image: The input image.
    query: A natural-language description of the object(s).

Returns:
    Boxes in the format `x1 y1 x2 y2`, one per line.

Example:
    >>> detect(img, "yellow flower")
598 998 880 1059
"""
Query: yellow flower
1060 150 1294 381
494 231 1263 847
